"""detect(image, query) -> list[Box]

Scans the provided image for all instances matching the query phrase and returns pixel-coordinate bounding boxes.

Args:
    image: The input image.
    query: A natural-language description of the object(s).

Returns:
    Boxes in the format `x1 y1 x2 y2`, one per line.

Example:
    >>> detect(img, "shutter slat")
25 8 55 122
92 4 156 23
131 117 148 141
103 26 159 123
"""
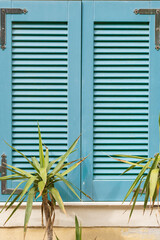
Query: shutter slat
13 151 66 157
13 60 67 65
12 30 68 35
13 85 67 90
13 79 67 84
13 66 67 71
13 49 68 53
94 23 149 29
13 121 67 127
95 54 149 59
13 109 67 114
94 66 149 71
13 139 68 144
95 48 149 53
13 127 67 132
94 60 149 65
12 54 68 60
13 97 67 103
94 97 148 102
94 79 149 84
12 23 68 29
94 121 148 126
13 133 67 138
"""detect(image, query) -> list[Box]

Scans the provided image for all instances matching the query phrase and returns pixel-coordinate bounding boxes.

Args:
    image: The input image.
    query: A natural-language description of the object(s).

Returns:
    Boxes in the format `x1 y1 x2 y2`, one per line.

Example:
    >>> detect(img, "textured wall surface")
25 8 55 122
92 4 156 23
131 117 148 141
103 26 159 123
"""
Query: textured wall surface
0 227 160 240
0 203 160 227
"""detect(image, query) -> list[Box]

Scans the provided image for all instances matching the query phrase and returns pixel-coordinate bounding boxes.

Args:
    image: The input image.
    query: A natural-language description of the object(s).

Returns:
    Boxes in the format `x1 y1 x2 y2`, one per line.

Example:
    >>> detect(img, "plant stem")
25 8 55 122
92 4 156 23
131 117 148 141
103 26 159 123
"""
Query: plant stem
42 193 53 240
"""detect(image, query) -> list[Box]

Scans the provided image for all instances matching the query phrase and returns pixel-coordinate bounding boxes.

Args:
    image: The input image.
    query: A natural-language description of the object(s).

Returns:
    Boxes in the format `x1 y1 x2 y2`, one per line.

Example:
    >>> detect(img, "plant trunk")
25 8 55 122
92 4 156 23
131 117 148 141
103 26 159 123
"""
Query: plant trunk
42 193 54 240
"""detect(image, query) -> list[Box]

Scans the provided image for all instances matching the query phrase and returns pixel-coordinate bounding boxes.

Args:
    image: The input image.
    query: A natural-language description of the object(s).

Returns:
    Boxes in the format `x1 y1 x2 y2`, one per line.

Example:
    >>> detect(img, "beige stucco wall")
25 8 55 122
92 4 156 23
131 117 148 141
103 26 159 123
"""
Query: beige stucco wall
1 203 160 239
0 227 160 240
0 203 160 228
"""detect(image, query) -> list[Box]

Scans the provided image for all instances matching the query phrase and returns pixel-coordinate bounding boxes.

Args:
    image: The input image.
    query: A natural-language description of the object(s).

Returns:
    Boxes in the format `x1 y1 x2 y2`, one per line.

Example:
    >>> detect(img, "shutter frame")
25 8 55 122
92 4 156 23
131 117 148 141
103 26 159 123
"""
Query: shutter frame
81 1 160 201
0 1 81 202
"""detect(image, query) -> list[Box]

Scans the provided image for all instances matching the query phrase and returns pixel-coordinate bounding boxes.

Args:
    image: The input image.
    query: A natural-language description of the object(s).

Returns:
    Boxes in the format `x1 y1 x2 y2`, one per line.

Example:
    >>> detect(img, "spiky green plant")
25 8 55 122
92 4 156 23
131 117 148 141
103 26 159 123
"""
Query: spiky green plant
75 215 82 240
110 116 160 220
0 124 91 240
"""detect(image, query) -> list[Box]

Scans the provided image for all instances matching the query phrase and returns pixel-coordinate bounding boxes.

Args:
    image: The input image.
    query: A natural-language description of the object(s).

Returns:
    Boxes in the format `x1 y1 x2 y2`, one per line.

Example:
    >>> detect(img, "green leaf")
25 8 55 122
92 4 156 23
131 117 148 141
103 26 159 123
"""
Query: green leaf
0 174 25 181
150 183 158 213
141 155 159 195
24 187 35 234
115 154 149 160
60 158 80 169
37 181 45 198
6 163 32 178
67 181 93 201
5 191 22 211
56 173 81 200
4 141 37 170
121 158 147 175
50 187 66 214
47 150 78 173
109 155 146 168
54 233 60 240
129 179 142 220
0 181 25 213
45 148 49 168
19 176 36 200
4 196 26 226
47 157 60 173
143 184 149 213
129 175 145 206
75 216 81 240
39 168 47 184
62 156 87 177
49 136 80 177
31 157 40 171
3 166 28 178
123 159 152 202
38 123 45 168
149 168 159 200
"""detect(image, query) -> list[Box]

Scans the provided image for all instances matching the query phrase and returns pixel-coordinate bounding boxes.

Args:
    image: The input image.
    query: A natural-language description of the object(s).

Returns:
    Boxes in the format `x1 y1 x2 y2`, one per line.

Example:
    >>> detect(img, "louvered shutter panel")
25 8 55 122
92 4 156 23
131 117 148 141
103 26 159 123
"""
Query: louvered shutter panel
82 1 160 201
0 1 81 201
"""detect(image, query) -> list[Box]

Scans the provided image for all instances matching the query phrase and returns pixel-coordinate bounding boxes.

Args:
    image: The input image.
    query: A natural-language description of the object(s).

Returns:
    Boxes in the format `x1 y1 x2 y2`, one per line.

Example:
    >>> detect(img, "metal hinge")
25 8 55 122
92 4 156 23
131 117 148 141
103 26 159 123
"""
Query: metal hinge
0 8 27 50
134 9 160 50
0 154 22 195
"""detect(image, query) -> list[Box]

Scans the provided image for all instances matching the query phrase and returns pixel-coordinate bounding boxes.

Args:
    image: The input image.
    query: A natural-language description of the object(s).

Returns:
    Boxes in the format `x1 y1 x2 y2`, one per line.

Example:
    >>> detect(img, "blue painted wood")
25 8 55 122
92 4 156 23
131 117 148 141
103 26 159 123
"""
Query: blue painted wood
81 1 159 201
149 1 160 159
0 1 81 201
67 1 81 201
0 1 12 201
81 1 94 199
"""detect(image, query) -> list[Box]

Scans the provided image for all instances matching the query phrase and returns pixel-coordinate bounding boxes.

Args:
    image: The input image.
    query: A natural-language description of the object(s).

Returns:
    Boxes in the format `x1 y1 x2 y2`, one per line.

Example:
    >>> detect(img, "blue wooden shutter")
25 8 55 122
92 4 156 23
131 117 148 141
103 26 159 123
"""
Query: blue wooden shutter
0 1 81 201
82 1 160 201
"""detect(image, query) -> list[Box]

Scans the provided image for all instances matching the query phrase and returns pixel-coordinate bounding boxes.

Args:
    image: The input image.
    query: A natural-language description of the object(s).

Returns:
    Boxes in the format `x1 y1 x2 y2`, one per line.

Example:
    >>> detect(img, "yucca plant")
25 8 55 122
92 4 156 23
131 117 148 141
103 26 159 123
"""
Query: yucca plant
0 124 91 240
110 116 160 220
